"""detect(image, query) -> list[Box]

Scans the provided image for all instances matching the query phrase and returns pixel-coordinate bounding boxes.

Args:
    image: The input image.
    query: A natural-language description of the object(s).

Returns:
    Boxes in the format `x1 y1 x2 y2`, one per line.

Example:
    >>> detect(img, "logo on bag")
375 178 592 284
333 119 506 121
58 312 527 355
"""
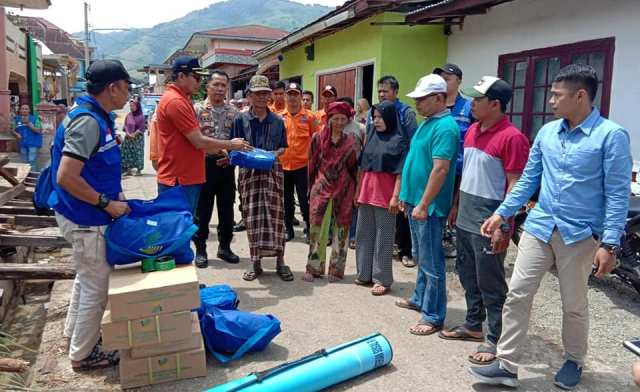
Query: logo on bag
139 231 163 254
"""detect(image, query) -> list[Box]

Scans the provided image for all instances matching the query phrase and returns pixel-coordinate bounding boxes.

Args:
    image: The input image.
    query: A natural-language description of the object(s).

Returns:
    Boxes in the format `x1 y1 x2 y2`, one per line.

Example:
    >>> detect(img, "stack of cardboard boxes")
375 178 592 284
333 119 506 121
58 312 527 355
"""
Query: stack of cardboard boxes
101 265 207 389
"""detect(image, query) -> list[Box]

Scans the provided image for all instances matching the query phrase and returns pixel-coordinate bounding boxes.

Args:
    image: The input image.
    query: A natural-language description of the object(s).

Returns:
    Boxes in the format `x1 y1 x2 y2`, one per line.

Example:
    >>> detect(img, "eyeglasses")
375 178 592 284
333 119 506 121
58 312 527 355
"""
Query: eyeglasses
189 72 202 82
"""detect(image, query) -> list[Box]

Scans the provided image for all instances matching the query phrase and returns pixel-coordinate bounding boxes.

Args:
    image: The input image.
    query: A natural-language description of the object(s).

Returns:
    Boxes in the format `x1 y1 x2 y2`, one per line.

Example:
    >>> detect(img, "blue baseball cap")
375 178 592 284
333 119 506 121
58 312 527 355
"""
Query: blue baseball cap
172 56 209 75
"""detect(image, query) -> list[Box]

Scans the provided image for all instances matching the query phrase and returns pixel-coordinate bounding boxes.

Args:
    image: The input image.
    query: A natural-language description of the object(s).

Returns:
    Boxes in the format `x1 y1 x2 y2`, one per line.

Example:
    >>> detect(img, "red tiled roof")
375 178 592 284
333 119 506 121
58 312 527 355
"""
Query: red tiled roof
15 16 86 59
198 24 288 40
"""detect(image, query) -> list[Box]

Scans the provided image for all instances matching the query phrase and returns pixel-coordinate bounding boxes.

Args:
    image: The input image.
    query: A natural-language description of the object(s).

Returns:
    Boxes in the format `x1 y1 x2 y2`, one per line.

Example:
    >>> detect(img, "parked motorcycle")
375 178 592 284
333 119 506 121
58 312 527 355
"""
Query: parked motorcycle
511 195 640 295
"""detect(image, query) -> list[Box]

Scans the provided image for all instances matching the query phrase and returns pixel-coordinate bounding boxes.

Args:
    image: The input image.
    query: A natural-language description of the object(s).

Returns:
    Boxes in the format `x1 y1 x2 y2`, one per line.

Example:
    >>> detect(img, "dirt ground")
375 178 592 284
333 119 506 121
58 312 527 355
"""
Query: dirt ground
23 139 640 391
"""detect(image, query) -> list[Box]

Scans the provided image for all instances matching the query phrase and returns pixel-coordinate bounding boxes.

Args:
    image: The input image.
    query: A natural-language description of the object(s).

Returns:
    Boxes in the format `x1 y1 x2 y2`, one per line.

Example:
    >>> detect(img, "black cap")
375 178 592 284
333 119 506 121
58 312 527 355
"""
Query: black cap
172 56 208 75
321 84 337 97
285 82 302 94
433 63 463 79
462 76 513 107
86 59 131 85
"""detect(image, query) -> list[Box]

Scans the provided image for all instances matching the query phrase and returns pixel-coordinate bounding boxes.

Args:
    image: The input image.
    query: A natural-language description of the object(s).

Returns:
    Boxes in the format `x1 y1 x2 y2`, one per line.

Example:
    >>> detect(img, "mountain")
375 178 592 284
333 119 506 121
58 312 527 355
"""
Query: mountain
83 0 332 73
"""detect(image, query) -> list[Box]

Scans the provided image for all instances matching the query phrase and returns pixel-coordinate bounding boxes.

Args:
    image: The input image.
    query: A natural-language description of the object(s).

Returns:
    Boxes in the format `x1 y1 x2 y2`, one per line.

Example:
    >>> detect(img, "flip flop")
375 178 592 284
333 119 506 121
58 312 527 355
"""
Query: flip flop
409 320 442 336
276 265 295 282
371 284 389 296
468 343 497 365
242 265 263 281
438 325 485 342
395 299 420 311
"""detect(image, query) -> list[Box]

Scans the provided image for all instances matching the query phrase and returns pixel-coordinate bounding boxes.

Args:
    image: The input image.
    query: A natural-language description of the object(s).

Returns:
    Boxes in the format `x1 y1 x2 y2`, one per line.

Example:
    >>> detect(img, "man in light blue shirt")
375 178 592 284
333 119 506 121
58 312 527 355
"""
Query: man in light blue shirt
470 64 631 390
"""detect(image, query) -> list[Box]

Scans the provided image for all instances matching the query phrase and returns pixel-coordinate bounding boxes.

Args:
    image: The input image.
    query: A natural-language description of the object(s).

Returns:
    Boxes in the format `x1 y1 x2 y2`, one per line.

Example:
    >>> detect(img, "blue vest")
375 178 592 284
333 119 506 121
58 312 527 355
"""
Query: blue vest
48 95 122 226
14 114 43 148
451 93 473 176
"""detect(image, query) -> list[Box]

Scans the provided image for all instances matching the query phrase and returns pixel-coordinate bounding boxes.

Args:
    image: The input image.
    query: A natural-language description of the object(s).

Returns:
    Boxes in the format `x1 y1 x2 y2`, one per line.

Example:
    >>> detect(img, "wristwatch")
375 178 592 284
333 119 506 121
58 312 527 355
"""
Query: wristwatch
500 222 512 234
600 243 621 256
96 193 111 209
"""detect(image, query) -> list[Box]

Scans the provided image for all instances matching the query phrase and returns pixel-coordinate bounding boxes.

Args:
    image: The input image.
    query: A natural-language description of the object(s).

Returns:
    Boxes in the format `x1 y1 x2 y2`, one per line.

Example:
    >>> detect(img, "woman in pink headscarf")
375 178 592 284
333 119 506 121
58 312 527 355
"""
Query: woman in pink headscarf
304 101 359 282
121 98 146 175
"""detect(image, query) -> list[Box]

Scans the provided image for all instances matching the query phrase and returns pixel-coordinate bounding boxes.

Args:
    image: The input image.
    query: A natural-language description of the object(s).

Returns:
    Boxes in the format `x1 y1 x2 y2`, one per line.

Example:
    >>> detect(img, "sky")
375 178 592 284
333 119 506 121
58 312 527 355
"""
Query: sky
8 0 345 34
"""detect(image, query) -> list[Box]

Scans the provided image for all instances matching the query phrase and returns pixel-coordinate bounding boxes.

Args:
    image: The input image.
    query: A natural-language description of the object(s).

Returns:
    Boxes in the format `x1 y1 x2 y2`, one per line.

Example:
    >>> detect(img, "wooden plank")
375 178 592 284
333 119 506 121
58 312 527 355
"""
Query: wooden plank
0 206 37 215
6 200 33 206
0 214 57 227
14 215 57 227
0 166 19 186
0 234 70 248
0 183 25 207
0 263 75 280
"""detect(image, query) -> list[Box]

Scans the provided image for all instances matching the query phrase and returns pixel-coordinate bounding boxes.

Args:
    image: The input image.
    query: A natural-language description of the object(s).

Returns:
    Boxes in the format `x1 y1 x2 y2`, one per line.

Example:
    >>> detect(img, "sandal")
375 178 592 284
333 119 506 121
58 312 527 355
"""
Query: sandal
242 265 263 281
328 274 342 283
468 343 497 365
72 342 119 371
401 256 416 268
395 298 420 311
276 265 295 282
409 320 441 336
353 279 372 286
438 325 485 342
371 283 389 296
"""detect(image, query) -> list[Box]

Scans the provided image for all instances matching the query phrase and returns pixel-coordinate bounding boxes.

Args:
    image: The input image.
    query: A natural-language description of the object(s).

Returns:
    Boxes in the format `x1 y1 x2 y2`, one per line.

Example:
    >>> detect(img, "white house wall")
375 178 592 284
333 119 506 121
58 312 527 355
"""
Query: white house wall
446 0 640 160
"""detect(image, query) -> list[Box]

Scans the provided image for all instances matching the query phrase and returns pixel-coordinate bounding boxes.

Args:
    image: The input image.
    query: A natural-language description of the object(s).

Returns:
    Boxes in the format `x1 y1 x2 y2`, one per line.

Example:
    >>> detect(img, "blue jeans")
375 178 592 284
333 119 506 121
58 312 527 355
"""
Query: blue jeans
157 183 202 214
20 146 38 171
407 205 447 327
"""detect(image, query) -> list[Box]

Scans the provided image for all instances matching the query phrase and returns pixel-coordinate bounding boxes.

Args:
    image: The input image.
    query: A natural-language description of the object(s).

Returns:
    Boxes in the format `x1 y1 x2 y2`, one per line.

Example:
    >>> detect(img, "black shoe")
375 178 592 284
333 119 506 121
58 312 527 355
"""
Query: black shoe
217 247 240 264
285 227 295 242
194 241 208 268
292 217 301 226
233 220 246 232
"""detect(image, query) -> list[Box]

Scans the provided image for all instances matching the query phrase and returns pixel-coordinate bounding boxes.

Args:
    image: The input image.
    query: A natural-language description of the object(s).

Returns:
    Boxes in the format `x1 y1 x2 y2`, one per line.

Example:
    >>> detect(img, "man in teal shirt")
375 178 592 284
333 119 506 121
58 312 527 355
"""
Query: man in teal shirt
396 74 459 335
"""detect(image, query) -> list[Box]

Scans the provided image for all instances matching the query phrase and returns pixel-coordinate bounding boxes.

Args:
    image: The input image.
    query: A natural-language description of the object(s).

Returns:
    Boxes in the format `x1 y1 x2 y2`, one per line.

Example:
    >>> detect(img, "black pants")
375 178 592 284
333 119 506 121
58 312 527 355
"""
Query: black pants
455 228 508 345
284 166 309 230
194 156 236 247
396 213 413 258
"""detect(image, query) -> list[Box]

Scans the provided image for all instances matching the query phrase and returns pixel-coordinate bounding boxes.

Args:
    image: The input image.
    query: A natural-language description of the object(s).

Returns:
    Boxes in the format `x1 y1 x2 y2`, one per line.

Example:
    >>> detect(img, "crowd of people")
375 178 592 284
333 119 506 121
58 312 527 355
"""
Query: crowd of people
47 55 633 391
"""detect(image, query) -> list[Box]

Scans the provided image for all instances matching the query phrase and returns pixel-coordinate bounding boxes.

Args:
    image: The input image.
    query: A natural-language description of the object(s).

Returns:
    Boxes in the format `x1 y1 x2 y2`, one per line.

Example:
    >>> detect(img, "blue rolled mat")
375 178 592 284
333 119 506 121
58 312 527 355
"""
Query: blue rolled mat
205 332 392 392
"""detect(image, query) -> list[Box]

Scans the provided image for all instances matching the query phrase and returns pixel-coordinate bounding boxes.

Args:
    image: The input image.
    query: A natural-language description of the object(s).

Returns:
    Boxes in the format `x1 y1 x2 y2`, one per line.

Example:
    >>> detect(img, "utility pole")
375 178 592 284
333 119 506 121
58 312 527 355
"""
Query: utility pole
83 1 90 75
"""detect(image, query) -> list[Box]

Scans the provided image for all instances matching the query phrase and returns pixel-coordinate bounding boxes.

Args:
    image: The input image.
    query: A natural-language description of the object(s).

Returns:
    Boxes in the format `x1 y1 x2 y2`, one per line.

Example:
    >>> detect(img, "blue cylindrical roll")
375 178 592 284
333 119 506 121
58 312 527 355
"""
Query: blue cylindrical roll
206 332 393 392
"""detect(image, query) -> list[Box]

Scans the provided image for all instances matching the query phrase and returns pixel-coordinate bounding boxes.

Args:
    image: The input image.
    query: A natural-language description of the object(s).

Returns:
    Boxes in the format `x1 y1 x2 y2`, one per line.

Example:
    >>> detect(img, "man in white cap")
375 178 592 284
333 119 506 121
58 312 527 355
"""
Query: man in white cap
395 74 460 336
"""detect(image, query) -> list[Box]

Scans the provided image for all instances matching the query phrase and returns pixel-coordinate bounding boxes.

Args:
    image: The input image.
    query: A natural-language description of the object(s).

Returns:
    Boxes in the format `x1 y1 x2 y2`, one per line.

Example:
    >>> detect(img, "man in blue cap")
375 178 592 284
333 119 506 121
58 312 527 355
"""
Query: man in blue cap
49 59 131 371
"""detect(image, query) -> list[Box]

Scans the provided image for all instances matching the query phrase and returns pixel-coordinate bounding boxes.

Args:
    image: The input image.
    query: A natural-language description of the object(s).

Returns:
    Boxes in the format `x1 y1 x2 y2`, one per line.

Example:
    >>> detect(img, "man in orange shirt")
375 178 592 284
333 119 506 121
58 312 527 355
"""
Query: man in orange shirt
281 82 319 241
155 56 250 266
317 84 337 129
269 80 286 115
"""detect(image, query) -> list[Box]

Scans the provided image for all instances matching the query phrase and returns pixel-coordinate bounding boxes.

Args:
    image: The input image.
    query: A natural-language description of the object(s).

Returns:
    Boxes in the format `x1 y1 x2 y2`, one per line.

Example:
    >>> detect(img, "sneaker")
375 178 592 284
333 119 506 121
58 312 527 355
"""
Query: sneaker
469 361 519 388
554 360 582 390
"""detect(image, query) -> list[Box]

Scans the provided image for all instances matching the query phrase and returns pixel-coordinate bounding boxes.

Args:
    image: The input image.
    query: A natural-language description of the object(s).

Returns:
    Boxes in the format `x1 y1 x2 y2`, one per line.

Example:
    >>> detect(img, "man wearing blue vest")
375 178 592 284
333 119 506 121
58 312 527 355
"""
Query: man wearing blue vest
49 60 131 371
434 64 473 259
371 75 419 268
11 104 43 170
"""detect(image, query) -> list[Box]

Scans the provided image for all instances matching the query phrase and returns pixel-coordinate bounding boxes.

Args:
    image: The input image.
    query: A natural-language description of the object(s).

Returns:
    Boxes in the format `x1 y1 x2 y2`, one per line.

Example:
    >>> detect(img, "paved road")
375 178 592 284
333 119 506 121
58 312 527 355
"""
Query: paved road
120 138 637 392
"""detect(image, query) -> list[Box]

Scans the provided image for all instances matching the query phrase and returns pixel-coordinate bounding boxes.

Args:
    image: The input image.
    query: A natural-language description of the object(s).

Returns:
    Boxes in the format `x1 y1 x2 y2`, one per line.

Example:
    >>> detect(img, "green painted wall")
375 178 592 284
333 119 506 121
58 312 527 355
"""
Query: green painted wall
378 13 448 102
278 12 447 109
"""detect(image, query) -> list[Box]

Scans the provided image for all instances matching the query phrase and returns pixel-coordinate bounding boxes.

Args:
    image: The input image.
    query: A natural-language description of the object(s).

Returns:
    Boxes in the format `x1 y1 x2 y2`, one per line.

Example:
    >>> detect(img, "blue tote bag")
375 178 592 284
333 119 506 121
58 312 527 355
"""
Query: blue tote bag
105 186 198 265
198 285 281 363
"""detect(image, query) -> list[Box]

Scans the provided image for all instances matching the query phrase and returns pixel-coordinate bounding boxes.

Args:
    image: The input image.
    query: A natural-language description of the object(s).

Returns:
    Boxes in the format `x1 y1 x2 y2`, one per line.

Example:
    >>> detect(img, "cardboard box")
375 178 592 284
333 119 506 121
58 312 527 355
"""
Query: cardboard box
119 338 207 389
108 265 199 320
101 309 194 350
130 312 202 358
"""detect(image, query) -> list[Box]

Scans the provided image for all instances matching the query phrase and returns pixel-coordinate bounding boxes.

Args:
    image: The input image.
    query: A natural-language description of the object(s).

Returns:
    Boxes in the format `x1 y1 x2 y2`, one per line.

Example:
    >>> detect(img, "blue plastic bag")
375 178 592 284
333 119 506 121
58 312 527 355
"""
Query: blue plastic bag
198 284 239 318
229 148 275 170
198 285 281 363
105 186 198 265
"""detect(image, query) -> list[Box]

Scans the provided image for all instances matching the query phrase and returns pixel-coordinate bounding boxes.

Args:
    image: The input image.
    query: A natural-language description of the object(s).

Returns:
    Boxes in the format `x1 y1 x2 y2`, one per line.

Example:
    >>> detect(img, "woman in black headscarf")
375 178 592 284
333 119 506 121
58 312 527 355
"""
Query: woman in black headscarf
354 100 409 295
